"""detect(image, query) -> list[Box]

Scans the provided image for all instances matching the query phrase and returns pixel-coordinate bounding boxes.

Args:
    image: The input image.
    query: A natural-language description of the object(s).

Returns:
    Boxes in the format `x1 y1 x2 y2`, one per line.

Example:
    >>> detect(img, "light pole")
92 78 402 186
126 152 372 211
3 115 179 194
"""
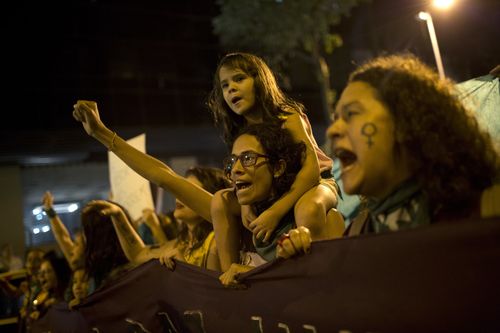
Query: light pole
417 11 445 79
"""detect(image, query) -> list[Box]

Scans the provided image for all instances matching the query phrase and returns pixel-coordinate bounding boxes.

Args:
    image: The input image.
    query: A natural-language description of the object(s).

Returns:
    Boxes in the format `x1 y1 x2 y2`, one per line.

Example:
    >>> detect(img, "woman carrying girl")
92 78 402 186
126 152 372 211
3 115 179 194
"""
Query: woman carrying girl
218 122 345 285
207 52 343 271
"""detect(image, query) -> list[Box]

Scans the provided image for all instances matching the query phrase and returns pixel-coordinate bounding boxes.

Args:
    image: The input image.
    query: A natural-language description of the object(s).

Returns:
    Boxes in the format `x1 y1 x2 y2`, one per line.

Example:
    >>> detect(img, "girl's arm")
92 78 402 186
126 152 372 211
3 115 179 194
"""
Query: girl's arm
42 192 76 268
73 100 213 222
249 112 320 241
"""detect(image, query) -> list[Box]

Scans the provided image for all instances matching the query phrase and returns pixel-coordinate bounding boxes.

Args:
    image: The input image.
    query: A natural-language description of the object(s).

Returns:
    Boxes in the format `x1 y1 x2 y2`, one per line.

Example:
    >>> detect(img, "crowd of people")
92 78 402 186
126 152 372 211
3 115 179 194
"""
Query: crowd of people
1 52 498 331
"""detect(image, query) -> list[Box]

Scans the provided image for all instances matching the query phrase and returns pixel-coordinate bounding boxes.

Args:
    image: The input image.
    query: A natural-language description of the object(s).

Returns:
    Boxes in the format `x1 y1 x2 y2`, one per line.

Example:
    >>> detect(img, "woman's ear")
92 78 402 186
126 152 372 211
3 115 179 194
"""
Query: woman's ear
273 159 286 178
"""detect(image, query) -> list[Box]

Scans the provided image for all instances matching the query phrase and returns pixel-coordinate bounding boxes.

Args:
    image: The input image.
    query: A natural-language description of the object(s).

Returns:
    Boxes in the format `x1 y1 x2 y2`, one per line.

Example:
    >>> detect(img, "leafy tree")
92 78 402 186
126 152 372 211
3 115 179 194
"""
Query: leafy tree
213 0 366 120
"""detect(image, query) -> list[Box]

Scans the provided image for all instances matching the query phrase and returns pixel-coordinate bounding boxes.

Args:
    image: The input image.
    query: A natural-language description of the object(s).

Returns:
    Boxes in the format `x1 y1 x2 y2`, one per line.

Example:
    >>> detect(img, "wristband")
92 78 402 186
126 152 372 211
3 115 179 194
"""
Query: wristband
108 131 117 151
44 208 57 218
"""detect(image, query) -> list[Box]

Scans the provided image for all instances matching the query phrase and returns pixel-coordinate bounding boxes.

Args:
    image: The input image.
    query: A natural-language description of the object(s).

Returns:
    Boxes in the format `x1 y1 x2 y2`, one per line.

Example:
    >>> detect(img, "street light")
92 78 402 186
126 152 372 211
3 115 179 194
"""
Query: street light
417 11 445 79
433 0 454 10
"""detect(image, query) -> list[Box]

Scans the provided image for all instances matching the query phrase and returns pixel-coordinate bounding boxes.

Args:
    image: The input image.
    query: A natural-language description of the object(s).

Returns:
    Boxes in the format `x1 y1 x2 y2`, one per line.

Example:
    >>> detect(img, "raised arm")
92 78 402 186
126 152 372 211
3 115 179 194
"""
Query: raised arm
141 208 168 244
42 191 77 269
72 100 213 222
94 200 174 266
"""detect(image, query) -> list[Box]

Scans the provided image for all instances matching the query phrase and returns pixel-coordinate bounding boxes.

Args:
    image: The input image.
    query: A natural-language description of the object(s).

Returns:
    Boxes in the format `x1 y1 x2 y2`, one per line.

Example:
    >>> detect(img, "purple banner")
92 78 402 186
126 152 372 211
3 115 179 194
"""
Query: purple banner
34 218 500 332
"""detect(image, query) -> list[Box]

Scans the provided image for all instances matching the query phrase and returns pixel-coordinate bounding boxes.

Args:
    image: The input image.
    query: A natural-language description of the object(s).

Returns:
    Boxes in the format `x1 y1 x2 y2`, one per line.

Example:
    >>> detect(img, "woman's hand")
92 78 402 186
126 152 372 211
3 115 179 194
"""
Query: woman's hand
89 200 123 217
42 191 54 210
276 226 312 259
219 264 253 288
158 247 183 270
72 100 105 137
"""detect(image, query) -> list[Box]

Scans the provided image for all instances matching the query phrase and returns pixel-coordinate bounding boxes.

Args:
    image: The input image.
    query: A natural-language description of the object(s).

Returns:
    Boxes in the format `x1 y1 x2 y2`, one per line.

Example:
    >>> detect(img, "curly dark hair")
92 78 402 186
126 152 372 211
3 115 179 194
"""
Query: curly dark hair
177 167 230 251
231 123 306 214
207 52 304 145
81 200 130 288
349 53 499 217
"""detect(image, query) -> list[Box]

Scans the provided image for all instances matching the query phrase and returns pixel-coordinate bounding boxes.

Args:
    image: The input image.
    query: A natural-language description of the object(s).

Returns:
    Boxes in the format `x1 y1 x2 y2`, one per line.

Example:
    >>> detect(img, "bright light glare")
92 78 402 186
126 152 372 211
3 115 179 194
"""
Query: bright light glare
41 225 50 233
418 11 430 21
67 203 79 213
32 202 80 216
433 0 454 9
33 228 40 234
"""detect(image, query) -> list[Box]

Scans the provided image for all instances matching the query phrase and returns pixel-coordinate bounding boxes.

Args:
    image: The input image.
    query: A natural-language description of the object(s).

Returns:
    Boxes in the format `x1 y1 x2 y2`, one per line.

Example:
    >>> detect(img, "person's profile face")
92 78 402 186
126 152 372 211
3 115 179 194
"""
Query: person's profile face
327 81 412 199
173 175 204 225
72 269 89 300
229 134 273 205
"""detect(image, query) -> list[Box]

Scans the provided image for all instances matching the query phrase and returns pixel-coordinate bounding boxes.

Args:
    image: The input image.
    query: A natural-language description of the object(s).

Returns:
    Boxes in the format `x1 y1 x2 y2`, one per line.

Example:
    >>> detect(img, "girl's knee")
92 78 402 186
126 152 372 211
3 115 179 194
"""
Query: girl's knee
295 198 323 221
296 185 335 211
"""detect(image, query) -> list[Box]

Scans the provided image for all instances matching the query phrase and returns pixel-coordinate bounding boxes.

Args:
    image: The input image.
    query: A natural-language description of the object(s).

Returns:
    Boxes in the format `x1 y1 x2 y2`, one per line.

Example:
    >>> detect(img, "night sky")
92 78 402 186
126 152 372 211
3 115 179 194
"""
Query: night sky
2 0 499 161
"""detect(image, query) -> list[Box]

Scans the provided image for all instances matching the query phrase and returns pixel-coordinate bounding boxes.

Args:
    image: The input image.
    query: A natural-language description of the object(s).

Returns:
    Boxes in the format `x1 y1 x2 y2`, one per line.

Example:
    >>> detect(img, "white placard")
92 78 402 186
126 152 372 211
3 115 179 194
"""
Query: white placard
108 133 154 221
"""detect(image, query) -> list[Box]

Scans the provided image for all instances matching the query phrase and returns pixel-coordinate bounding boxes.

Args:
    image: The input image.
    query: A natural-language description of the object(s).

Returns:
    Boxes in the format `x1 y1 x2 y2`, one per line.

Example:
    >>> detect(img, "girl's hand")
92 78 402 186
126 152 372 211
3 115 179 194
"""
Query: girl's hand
276 226 312 259
249 209 281 243
42 191 54 210
219 264 253 288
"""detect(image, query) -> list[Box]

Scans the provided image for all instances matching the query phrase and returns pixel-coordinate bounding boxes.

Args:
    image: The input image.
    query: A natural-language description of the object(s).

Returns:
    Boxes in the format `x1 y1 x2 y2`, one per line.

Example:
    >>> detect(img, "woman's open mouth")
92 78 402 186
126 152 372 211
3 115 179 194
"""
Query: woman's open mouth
235 180 251 193
334 148 357 172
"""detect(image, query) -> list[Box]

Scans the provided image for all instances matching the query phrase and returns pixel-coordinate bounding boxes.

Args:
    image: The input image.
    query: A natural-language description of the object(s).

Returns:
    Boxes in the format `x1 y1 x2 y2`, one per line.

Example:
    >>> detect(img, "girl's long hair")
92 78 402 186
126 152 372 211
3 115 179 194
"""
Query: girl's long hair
207 52 304 145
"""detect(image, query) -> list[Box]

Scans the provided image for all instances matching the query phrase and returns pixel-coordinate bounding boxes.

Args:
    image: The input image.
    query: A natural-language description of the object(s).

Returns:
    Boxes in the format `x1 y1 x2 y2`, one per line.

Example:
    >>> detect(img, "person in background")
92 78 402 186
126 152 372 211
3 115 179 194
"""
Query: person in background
81 200 133 290
42 191 85 271
0 248 45 333
0 243 23 273
67 267 89 309
95 166 230 271
28 251 70 330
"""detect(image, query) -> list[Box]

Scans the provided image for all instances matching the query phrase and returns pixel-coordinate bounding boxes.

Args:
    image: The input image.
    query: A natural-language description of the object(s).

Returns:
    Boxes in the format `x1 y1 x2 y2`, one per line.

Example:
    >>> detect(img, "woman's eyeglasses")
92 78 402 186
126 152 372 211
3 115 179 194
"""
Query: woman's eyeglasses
223 151 269 177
